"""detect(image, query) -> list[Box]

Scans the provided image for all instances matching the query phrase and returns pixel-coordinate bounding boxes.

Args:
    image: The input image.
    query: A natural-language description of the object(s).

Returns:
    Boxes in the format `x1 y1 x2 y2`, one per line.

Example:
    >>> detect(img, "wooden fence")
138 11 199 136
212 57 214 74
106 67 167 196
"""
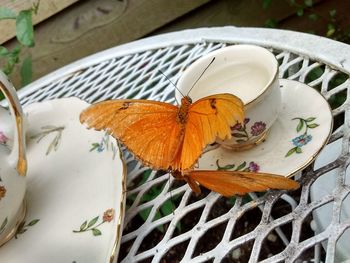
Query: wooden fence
1 0 349 87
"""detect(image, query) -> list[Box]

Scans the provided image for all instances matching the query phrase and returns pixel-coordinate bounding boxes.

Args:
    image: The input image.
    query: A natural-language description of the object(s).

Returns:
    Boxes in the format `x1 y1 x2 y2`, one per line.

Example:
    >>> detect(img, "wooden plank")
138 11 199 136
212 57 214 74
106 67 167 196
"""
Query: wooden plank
150 0 304 35
151 0 324 37
279 0 350 41
4 0 210 87
0 0 79 44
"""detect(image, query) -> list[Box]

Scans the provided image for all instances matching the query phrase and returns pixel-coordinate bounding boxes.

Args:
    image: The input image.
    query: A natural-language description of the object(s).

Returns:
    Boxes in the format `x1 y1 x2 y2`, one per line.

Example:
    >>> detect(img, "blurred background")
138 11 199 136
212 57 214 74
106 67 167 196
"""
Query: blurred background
1 0 350 89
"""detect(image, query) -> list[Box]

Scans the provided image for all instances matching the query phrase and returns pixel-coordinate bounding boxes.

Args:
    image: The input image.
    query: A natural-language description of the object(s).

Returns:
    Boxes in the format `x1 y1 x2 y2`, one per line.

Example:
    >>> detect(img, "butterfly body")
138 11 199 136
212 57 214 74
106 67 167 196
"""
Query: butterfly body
176 96 192 124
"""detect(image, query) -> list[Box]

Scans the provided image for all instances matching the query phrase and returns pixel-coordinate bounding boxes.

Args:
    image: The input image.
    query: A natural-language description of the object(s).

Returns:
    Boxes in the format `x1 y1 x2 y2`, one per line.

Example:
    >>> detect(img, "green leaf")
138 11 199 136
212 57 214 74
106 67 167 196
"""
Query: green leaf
0 7 17 20
305 117 316 122
141 193 154 202
327 23 336 37
329 9 336 17
242 195 253 203
160 199 175 217
304 0 313 7
20 56 32 86
90 143 100 151
0 46 9 57
88 216 99 228
296 147 302 153
154 211 164 232
297 8 304 16
296 120 304 132
236 162 247 171
236 139 246 143
265 18 278 28
11 45 22 56
140 169 152 185
80 220 88 231
307 123 319 128
2 45 21 75
216 160 235 170
28 219 39 226
16 10 34 47
232 133 247 138
285 148 296 157
262 0 272 9
308 14 318 21
126 193 137 203
175 222 182 232
141 185 162 202
228 197 236 205
220 165 235 171
139 207 151 221
92 228 102 236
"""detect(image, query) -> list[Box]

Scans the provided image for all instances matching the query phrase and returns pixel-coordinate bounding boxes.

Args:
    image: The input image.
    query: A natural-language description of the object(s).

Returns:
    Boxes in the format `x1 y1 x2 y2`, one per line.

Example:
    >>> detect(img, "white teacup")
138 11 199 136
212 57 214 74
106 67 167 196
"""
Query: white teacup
176 44 281 150
0 71 27 246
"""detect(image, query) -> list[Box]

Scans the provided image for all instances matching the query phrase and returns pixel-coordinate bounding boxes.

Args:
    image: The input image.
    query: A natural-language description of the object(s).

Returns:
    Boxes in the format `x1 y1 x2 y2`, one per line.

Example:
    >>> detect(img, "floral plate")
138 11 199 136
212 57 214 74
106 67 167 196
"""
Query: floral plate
0 98 126 263
198 79 333 177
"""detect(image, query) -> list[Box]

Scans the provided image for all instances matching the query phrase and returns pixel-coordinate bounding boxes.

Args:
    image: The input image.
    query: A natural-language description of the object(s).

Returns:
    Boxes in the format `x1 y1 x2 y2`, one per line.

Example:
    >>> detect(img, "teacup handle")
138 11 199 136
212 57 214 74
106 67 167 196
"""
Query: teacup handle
0 71 27 176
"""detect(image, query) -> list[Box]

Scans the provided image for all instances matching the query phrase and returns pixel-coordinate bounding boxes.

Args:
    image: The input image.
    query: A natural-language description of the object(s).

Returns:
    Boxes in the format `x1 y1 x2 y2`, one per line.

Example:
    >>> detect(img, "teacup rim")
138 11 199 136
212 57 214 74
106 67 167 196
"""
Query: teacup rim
176 44 279 106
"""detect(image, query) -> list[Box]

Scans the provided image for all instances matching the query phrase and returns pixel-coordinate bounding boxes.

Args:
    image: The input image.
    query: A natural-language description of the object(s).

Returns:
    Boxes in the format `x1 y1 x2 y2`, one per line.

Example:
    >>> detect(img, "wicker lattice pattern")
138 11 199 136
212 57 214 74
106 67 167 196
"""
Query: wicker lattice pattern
18 35 350 263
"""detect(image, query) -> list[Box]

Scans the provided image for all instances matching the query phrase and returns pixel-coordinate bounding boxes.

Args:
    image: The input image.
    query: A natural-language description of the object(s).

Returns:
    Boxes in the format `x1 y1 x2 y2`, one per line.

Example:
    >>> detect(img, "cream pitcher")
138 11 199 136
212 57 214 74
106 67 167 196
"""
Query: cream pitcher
0 70 27 246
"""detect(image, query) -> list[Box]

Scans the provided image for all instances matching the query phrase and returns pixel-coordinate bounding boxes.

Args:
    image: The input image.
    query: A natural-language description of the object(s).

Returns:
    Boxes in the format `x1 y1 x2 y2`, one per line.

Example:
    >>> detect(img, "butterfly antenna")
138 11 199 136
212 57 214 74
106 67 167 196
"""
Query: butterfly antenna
187 57 216 96
159 70 186 100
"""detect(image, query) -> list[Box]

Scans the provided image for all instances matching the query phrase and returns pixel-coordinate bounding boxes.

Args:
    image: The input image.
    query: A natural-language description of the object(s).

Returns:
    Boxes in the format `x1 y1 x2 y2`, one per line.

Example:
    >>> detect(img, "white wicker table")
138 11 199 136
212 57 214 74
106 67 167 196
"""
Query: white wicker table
18 27 350 263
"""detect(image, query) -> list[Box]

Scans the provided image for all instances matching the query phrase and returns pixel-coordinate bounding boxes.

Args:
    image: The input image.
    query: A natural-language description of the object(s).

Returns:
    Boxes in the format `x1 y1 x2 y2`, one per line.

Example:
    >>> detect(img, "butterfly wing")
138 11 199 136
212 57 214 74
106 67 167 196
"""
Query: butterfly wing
80 100 183 170
187 170 300 196
173 93 244 171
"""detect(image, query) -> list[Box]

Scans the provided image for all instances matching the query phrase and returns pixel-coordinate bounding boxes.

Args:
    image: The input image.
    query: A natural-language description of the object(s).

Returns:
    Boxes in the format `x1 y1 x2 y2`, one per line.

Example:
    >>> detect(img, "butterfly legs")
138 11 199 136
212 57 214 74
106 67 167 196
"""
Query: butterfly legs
171 170 202 195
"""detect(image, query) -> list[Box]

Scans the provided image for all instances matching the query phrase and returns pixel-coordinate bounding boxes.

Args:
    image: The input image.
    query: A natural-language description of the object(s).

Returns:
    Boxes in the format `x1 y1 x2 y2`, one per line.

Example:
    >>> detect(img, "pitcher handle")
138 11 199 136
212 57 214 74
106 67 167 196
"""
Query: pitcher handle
0 71 27 176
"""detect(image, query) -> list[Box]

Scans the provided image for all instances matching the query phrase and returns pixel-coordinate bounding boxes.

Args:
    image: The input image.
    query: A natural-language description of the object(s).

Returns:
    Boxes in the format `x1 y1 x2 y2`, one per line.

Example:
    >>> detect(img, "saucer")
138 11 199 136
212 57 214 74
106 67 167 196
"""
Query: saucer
0 98 126 262
198 79 333 177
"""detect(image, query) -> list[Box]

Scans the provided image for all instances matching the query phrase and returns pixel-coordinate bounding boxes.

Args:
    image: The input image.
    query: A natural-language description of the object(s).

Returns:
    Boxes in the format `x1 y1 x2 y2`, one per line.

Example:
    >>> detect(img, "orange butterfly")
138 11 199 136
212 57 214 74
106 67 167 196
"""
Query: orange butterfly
80 94 243 171
80 93 299 196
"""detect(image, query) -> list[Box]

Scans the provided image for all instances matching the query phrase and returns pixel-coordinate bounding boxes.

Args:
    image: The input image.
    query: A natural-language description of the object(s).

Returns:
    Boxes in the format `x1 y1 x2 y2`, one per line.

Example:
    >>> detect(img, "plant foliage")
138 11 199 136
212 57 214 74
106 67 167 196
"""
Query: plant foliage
0 2 38 96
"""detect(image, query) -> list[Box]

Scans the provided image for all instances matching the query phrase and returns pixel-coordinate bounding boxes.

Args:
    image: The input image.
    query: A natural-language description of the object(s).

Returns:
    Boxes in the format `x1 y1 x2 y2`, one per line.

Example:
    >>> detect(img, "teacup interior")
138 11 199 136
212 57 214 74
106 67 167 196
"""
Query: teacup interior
176 45 277 105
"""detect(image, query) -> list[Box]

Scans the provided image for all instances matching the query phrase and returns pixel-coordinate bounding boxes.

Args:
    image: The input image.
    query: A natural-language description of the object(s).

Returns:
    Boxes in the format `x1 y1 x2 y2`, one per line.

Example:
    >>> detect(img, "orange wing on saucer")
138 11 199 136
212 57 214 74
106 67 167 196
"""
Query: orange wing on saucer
80 99 183 170
187 170 300 197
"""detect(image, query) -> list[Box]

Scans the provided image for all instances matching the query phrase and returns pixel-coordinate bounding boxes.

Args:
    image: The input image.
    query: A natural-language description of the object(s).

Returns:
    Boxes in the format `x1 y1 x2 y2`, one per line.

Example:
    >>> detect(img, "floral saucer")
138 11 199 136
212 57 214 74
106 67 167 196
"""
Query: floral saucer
198 79 333 177
0 98 126 262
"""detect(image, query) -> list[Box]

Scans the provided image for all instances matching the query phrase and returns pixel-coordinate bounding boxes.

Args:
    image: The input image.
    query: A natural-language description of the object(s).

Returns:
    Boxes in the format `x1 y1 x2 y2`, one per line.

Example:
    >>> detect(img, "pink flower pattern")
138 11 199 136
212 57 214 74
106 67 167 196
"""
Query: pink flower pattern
231 118 266 143
251 121 267 136
0 131 8 144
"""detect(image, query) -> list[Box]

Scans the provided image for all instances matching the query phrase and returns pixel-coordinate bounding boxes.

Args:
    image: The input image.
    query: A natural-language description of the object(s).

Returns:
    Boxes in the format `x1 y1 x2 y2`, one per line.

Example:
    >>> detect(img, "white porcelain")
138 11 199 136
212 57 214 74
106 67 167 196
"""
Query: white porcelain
311 136 349 262
0 71 27 246
0 98 126 262
0 106 12 148
176 44 281 150
197 79 332 177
